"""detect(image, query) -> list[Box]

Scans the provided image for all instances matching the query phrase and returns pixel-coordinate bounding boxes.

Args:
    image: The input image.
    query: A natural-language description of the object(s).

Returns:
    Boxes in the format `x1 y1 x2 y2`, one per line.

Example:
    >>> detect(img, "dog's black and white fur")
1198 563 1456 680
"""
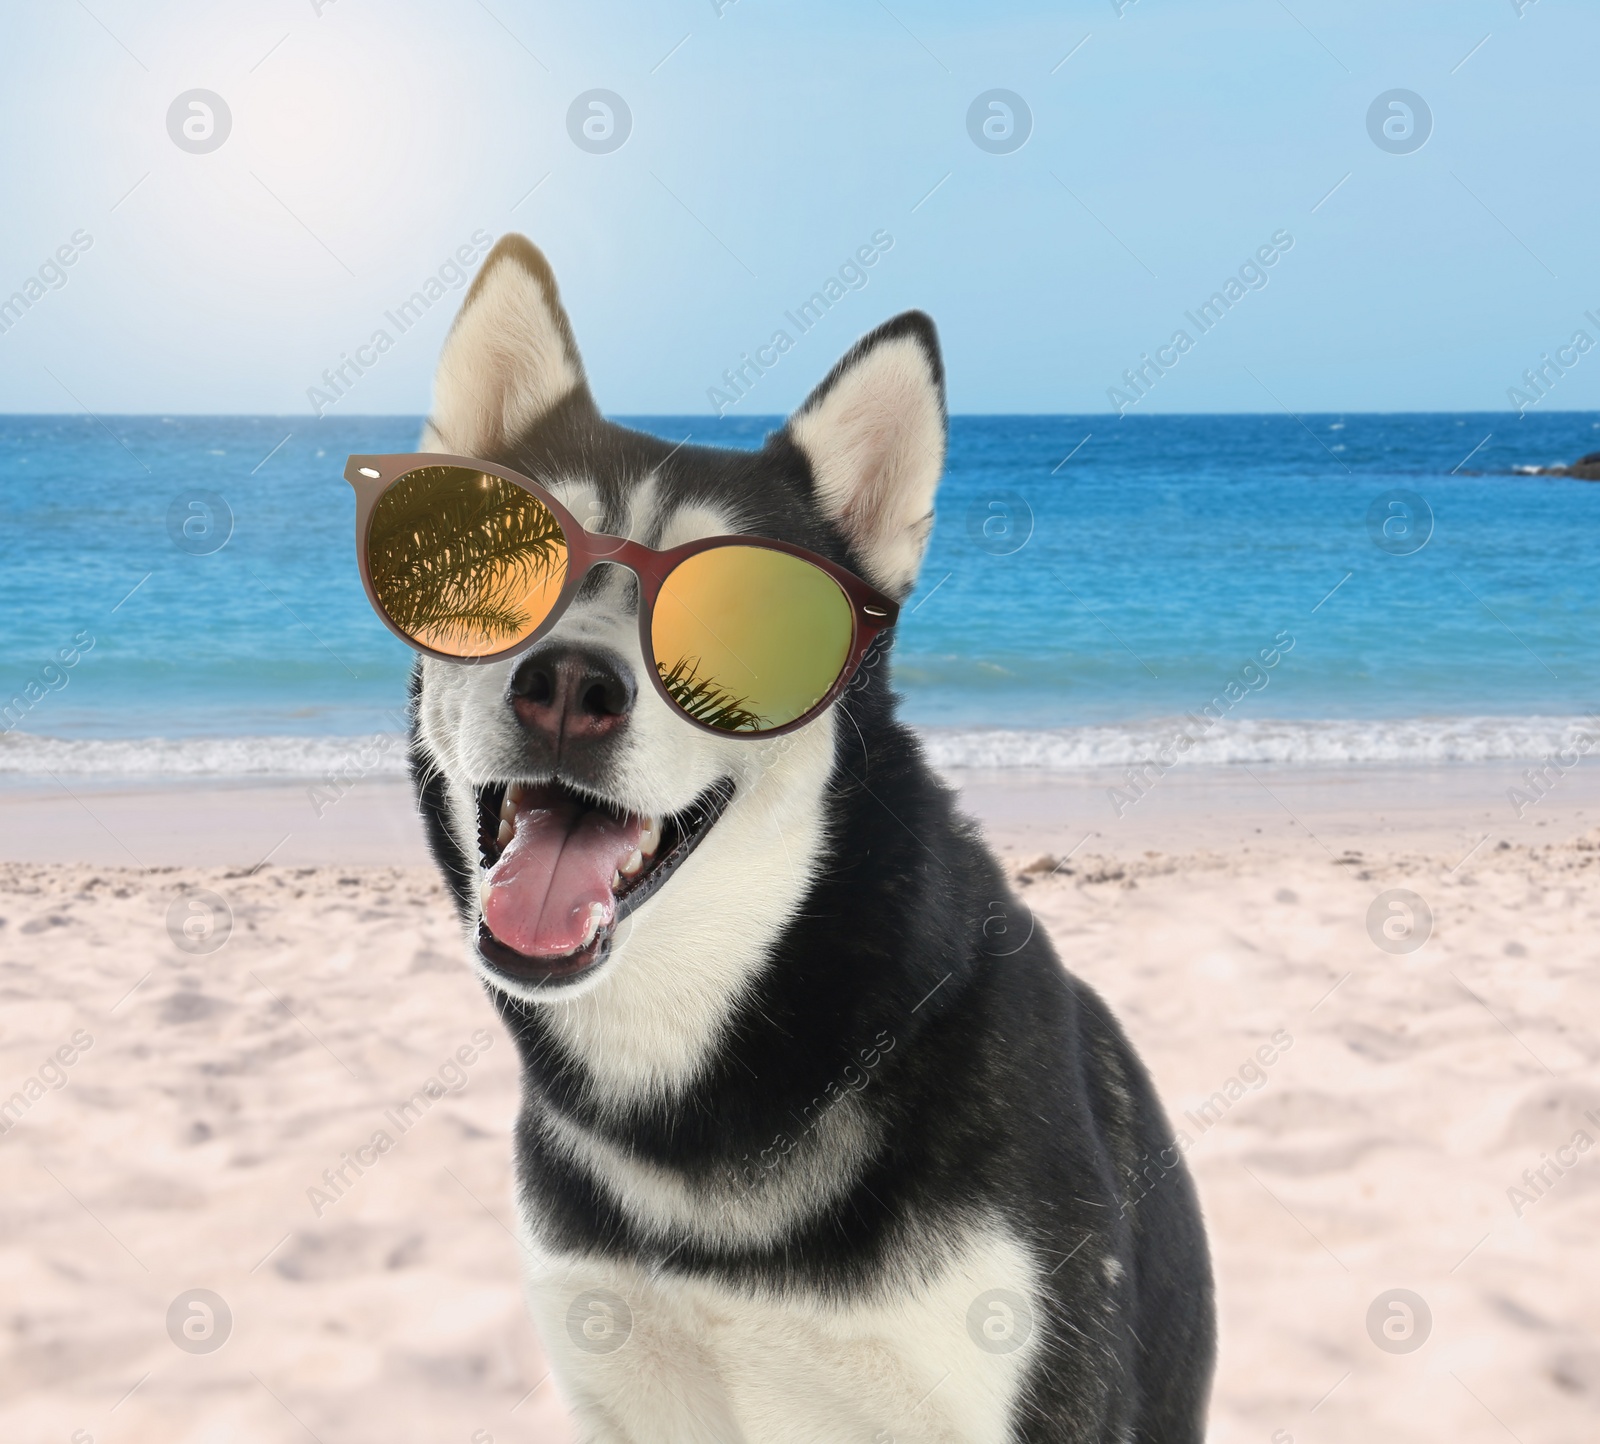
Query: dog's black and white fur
407 236 1214 1442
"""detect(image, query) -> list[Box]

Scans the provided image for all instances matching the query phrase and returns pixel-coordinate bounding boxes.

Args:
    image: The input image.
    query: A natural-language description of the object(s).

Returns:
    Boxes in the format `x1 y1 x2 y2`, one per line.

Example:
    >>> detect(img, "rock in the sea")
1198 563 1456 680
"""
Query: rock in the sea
1520 450 1600 480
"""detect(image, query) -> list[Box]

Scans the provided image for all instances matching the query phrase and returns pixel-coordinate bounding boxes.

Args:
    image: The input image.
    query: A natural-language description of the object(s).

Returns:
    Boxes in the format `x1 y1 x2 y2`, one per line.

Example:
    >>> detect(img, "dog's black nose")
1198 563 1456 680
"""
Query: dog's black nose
509 643 635 750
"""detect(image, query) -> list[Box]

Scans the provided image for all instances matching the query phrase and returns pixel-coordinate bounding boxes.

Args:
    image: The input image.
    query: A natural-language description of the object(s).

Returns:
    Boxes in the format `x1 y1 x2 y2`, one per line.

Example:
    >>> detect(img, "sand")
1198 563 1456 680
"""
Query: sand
2 764 1598 1442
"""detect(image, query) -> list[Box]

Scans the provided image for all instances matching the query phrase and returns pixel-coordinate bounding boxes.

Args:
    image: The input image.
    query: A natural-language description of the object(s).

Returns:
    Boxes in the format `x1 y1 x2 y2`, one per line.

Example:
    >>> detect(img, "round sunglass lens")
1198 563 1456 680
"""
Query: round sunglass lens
367 466 568 657
651 545 854 732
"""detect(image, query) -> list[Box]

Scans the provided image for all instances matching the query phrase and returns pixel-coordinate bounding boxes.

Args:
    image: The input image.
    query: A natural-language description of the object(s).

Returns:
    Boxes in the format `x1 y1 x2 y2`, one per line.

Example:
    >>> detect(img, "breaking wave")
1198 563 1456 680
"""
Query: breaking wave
0 731 412 778
2 714 1596 779
917 715 1598 770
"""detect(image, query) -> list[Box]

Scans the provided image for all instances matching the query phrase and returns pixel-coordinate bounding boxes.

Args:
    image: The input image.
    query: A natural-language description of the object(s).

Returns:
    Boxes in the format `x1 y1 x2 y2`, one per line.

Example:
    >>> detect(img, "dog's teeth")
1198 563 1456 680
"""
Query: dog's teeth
496 818 513 846
611 870 624 891
506 781 525 806
620 848 643 878
580 902 605 948
499 790 518 823
640 816 661 857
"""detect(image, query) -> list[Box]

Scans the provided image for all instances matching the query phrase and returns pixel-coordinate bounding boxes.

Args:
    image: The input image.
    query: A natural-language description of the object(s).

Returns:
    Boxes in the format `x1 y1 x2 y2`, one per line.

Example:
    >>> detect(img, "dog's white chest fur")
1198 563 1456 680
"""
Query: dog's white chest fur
524 1224 1040 1444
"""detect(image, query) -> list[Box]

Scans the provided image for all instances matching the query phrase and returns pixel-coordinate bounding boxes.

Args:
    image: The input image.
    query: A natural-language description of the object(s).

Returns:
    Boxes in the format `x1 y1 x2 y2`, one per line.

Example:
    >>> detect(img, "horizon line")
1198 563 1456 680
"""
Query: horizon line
1 408 1598 421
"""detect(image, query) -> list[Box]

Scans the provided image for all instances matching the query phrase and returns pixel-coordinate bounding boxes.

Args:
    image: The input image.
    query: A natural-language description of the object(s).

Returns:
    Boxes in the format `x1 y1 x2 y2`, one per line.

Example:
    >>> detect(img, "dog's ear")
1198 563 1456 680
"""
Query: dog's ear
785 312 947 598
423 235 591 454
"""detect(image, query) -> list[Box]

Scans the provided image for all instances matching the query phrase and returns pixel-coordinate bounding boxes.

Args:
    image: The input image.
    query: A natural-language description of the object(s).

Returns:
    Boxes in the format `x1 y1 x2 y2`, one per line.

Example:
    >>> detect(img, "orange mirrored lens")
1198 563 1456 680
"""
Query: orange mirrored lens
651 545 854 732
367 466 568 658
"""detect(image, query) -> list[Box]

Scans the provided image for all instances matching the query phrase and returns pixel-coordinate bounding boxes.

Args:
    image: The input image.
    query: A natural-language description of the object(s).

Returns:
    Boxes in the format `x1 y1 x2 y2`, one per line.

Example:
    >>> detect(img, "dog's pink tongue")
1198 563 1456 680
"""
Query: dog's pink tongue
482 796 642 958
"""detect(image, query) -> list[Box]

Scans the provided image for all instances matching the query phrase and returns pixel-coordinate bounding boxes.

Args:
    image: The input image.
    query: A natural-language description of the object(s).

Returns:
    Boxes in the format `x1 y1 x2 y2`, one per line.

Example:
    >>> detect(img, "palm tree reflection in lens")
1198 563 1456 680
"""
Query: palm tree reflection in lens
655 656 766 732
368 467 568 656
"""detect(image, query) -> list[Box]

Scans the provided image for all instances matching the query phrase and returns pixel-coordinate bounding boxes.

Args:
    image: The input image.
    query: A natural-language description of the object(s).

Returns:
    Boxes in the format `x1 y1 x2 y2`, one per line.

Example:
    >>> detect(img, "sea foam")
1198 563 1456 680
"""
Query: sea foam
917 715 1599 769
1 715 1595 779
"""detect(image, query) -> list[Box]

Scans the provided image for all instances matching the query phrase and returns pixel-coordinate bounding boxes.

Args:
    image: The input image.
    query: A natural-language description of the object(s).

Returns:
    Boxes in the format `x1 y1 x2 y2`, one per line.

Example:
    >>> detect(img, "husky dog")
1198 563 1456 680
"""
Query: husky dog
406 235 1214 1442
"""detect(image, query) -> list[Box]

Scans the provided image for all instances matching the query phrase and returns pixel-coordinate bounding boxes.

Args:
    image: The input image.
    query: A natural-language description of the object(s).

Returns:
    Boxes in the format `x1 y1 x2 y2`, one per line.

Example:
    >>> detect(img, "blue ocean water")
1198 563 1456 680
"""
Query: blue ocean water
1 412 1597 771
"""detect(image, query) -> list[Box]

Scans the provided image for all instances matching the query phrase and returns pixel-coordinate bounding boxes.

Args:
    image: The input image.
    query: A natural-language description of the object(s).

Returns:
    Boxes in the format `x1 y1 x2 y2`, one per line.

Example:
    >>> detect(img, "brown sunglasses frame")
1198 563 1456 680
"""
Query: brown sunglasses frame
343 453 901 740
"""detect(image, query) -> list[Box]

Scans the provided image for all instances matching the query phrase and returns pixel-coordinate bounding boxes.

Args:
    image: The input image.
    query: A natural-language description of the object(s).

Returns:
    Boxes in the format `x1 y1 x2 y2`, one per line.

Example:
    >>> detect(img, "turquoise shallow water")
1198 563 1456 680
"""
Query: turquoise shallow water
1 412 1597 767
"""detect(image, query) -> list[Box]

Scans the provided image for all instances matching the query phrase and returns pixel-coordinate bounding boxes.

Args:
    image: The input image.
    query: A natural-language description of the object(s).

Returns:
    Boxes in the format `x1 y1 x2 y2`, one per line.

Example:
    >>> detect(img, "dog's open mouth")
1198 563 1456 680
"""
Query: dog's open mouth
473 777 735 985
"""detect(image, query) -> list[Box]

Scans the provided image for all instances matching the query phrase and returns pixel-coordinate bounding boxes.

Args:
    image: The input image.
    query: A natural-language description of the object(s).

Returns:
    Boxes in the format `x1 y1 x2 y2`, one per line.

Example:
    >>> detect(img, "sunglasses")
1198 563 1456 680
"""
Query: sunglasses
343 453 899 738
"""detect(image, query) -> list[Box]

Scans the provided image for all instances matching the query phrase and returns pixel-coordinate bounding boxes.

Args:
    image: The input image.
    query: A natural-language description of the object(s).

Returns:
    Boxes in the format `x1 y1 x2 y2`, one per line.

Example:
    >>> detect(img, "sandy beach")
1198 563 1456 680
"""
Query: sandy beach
3 763 1598 1443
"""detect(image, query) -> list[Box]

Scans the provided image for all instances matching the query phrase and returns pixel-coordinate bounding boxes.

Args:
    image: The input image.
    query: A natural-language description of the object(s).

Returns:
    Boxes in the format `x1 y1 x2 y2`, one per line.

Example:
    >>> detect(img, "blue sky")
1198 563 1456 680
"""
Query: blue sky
1 0 1596 415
